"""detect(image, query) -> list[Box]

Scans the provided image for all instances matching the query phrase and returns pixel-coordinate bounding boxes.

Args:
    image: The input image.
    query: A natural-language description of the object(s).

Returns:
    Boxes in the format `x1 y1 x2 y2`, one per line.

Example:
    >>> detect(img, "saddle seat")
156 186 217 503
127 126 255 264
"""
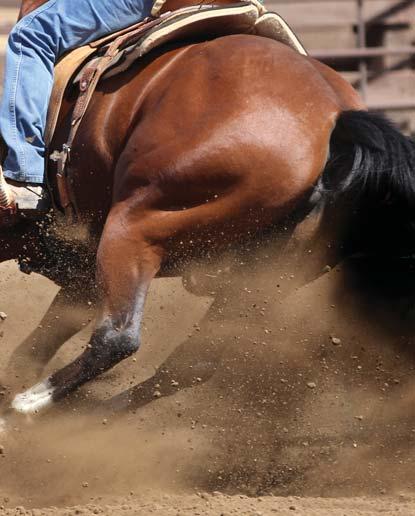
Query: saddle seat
46 1 306 217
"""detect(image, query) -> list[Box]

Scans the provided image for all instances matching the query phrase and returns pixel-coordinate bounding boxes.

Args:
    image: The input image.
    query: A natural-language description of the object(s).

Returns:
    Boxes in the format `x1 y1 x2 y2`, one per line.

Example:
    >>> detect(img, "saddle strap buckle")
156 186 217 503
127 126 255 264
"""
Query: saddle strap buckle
49 143 74 218
50 143 71 178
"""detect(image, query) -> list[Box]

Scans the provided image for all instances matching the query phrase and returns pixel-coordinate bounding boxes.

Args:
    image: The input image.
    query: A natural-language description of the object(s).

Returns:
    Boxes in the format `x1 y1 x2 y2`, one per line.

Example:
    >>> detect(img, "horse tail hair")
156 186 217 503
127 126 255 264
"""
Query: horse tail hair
320 110 415 209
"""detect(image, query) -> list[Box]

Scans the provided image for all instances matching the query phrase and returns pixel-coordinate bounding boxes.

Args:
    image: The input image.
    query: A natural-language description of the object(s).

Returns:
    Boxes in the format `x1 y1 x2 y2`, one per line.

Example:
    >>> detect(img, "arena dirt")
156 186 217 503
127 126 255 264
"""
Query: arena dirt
1 250 415 515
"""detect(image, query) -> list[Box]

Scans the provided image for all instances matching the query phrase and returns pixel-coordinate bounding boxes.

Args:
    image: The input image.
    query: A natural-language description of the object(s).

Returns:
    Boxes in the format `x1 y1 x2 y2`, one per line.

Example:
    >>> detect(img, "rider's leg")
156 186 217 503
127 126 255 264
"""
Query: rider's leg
0 0 153 212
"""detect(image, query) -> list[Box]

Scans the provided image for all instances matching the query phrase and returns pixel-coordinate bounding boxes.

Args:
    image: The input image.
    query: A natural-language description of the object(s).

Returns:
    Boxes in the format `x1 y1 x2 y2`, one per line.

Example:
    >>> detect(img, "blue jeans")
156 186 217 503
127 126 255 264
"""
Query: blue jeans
0 0 153 183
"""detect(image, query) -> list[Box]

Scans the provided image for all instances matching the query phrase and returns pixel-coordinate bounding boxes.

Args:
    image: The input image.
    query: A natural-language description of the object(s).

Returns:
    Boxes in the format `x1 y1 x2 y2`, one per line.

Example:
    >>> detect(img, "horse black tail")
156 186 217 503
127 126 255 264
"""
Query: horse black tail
321 110 415 207
319 110 415 255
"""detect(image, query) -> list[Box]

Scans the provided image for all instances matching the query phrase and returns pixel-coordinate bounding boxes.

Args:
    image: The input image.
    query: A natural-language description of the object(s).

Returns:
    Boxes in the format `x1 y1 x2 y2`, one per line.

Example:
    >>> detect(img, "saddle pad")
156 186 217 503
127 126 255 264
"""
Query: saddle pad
254 12 306 56
101 4 307 79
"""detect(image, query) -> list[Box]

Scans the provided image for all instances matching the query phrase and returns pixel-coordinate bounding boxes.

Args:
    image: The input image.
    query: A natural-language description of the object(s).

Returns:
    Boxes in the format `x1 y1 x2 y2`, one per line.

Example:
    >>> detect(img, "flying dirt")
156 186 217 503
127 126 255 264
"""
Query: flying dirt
2 250 415 514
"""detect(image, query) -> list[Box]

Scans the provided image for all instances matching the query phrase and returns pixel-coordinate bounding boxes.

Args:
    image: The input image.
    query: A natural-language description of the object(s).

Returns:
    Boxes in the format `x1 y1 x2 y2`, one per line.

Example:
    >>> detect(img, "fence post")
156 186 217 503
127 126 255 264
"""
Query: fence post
357 0 368 101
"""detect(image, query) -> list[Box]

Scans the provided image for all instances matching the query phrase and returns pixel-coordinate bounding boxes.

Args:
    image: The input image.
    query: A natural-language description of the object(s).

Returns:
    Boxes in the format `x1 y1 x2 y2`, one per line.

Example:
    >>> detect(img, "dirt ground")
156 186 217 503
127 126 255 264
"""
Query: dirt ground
2 251 415 515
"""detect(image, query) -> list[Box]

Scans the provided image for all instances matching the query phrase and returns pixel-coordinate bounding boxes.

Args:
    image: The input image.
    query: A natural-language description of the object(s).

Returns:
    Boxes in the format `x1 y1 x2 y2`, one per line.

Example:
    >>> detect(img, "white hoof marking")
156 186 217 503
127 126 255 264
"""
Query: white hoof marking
11 379 55 414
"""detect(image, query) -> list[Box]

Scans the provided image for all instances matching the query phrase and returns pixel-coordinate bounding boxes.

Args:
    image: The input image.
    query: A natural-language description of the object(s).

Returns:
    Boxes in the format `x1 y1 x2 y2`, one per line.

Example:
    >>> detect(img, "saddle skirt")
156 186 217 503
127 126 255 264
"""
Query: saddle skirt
46 1 306 217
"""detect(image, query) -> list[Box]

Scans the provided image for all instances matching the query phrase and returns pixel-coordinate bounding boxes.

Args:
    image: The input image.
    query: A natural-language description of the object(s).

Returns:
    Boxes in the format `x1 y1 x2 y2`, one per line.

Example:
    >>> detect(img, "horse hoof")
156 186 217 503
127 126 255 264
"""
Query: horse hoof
11 378 54 415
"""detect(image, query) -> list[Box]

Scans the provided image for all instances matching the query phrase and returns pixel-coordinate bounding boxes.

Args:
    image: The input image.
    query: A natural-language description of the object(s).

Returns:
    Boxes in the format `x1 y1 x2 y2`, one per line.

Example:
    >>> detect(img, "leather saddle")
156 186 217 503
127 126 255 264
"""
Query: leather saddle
46 1 307 218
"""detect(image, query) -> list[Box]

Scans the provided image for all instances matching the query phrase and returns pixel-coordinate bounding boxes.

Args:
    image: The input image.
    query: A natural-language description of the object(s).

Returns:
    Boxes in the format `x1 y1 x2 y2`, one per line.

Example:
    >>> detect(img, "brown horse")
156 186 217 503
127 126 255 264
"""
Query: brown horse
1 0 415 423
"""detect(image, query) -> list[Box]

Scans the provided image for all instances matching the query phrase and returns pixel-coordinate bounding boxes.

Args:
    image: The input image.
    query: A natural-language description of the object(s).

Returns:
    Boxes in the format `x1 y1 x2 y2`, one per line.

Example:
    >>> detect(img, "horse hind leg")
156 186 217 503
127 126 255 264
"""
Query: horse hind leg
10 209 163 414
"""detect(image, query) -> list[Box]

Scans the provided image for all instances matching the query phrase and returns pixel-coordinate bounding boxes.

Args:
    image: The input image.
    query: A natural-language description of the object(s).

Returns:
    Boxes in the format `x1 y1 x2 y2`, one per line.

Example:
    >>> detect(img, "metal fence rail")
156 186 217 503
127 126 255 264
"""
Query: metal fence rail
268 0 415 111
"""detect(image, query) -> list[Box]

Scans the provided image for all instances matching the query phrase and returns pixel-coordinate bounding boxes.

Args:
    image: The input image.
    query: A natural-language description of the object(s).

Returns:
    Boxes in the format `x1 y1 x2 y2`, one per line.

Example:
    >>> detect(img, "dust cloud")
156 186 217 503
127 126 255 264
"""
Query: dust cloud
1 246 415 513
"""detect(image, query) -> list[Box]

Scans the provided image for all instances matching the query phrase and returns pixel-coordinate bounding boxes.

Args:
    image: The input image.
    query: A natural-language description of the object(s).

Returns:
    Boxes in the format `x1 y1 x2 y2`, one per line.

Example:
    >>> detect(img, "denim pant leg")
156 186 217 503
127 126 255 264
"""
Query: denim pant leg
0 0 153 183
